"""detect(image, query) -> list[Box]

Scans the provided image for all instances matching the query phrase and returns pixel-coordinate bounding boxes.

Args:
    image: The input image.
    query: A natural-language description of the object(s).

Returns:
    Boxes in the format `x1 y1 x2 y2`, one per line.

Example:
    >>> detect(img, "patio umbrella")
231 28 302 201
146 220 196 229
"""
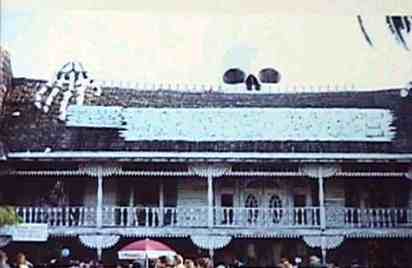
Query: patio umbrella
118 238 176 266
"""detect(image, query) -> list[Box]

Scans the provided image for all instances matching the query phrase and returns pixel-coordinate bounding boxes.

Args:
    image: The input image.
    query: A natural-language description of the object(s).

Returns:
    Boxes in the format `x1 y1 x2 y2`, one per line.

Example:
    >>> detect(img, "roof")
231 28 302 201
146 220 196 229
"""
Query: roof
1 78 412 157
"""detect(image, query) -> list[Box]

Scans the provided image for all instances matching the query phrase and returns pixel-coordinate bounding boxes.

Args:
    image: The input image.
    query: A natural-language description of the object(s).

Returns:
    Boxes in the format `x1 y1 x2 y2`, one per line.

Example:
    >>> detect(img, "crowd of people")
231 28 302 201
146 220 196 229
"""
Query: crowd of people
0 250 366 268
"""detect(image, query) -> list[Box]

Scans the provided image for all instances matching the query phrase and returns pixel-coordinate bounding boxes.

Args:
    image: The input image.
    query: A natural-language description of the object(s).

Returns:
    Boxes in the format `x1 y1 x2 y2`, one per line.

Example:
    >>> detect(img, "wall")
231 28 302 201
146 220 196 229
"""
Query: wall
177 177 208 206
83 178 118 206
325 178 345 207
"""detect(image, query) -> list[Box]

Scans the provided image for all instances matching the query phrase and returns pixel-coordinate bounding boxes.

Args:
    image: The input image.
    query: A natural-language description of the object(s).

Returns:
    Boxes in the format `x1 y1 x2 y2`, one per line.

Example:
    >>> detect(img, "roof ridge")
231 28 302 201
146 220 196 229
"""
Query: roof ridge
94 79 404 94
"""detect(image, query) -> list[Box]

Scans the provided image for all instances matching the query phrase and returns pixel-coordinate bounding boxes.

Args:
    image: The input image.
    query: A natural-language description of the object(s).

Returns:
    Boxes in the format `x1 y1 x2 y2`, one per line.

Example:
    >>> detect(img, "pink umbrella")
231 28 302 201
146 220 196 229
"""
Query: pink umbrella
118 238 176 260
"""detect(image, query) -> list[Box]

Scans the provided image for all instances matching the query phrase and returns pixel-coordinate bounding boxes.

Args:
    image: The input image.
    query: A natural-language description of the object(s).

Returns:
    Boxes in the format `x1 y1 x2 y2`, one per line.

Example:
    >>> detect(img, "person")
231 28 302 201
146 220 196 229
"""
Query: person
15 253 33 268
195 257 213 268
0 250 10 268
174 255 185 268
184 259 195 268
308 256 323 268
279 257 293 268
155 255 175 268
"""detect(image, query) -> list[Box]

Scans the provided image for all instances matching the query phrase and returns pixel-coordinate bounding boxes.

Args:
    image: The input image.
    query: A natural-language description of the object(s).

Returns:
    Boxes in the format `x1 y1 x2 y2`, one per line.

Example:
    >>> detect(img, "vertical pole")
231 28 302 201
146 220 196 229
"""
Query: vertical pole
208 175 214 228
159 179 165 226
318 169 326 230
321 237 327 265
97 165 103 229
209 248 215 267
97 247 102 262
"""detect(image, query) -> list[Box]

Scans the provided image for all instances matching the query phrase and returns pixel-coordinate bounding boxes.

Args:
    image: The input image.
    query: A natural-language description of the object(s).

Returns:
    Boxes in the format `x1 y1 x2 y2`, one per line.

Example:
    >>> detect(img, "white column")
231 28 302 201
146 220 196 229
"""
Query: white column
97 165 103 228
97 247 102 261
159 179 165 226
318 173 326 230
208 175 214 228
320 237 327 265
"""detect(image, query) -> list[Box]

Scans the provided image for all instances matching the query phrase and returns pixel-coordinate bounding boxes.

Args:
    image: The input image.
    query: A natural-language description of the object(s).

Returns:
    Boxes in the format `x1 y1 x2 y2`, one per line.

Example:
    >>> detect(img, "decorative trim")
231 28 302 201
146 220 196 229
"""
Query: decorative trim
191 235 232 249
79 234 120 249
4 169 408 178
188 163 232 178
300 164 340 179
8 151 412 161
303 235 344 249
78 163 122 177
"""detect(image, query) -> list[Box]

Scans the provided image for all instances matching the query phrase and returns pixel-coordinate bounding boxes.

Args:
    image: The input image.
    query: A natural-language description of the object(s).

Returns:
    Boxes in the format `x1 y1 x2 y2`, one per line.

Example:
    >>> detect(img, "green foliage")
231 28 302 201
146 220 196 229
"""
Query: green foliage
0 206 22 227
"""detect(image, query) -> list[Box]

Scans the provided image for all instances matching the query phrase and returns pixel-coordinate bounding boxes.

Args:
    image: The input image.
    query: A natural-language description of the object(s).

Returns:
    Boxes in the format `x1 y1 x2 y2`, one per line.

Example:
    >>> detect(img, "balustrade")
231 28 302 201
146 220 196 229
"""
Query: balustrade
14 206 412 229
15 207 96 227
327 207 412 228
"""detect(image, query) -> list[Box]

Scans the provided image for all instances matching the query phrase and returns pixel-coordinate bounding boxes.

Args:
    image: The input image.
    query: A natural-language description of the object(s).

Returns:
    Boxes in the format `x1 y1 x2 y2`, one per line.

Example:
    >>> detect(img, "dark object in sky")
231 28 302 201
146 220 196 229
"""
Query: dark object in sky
223 68 279 90
358 15 412 50
258 68 281 84
223 68 245 84
245 74 260 91
357 15 373 46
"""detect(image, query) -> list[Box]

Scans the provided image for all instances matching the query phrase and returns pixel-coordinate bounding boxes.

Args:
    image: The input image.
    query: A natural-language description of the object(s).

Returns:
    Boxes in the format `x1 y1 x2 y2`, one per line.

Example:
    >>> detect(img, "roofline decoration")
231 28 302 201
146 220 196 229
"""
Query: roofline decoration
6 151 412 162
66 106 396 142
33 62 102 120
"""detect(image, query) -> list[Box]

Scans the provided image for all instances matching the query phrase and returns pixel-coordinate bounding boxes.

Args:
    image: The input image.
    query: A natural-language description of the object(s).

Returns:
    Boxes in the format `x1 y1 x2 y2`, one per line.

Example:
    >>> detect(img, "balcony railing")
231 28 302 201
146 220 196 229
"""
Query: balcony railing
14 206 412 229
326 207 412 228
15 207 96 227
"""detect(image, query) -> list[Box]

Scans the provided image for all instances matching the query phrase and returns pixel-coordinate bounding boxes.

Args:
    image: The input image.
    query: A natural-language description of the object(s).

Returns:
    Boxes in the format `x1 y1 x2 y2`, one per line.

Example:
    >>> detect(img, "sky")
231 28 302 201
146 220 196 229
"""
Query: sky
1 1 412 90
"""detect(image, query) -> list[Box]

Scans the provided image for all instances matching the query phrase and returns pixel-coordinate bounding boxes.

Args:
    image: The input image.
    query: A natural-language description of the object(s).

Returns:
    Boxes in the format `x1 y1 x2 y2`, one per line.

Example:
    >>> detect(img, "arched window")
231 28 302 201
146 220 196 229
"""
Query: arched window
245 194 258 208
269 194 283 224
245 194 259 224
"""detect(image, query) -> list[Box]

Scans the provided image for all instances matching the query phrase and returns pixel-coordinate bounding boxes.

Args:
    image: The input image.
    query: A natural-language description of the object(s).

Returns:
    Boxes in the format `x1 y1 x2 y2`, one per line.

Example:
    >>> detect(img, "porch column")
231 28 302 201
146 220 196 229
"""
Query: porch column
300 164 340 265
159 179 164 226
208 174 214 228
318 173 326 230
188 163 232 230
79 163 122 262
97 165 104 229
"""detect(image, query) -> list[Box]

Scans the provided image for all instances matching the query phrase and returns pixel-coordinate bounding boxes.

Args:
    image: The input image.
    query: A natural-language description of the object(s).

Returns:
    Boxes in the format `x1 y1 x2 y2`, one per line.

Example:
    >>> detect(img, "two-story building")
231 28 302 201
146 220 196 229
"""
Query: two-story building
0 53 411 267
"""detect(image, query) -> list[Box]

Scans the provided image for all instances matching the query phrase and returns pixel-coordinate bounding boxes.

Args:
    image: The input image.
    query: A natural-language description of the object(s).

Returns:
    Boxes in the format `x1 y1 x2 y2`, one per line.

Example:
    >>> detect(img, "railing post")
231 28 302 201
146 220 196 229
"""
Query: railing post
96 165 104 229
208 174 214 228
318 174 326 230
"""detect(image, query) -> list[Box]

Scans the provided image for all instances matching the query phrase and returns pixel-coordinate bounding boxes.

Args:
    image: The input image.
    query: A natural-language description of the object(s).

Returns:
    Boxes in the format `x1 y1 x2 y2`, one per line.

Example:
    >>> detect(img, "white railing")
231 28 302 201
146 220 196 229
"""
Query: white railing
326 207 412 228
15 207 96 227
102 206 208 227
14 206 412 229
214 207 321 228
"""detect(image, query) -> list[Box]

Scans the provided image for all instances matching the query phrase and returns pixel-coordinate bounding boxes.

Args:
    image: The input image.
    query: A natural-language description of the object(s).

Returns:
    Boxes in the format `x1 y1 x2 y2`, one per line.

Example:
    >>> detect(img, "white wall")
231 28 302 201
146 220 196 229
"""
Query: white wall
83 178 118 206
177 177 208 206
325 178 345 207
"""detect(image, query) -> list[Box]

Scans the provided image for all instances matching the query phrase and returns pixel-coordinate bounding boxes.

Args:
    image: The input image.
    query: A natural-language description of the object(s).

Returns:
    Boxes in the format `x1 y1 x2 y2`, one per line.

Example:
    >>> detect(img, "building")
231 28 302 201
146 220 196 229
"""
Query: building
0 54 412 267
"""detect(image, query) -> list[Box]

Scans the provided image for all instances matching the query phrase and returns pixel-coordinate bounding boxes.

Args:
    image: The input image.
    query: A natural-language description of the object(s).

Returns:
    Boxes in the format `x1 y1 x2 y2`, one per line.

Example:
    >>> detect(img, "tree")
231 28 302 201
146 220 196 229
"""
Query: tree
0 206 21 227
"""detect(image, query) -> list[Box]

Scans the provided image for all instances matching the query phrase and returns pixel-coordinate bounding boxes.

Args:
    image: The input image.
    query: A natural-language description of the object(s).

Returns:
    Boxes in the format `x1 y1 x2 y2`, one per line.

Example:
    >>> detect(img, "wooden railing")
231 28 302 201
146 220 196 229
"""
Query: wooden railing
15 207 96 227
326 207 412 228
14 206 412 229
214 207 321 228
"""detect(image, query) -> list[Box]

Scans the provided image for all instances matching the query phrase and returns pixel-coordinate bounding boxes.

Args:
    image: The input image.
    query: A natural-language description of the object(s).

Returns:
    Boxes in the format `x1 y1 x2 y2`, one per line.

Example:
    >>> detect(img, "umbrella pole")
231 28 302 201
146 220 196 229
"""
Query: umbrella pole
145 252 149 268
209 248 214 267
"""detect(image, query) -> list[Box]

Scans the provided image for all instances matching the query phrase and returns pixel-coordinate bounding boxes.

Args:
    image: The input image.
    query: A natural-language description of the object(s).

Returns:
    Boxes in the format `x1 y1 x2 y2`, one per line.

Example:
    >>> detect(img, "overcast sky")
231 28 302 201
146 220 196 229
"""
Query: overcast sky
2 1 412 90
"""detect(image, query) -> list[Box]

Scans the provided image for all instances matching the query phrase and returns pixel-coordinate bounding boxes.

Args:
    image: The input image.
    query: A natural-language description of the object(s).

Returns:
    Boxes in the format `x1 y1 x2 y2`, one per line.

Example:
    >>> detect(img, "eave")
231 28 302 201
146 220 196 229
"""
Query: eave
6 151 412 163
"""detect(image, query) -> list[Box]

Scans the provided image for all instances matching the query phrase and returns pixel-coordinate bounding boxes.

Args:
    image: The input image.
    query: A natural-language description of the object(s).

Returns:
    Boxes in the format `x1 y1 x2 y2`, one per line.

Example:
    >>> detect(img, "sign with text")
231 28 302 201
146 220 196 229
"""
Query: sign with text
8 223 48 242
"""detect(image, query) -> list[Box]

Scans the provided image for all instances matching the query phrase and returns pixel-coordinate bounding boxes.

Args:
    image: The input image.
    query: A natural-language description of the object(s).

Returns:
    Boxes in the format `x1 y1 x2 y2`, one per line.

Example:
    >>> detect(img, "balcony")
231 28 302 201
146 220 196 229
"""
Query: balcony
14 206 412 230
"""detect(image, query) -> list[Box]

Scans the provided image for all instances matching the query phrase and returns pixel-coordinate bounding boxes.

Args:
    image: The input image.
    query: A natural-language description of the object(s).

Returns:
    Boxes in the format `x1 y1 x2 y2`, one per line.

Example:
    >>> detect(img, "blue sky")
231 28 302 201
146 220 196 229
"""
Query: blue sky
2 1 412 90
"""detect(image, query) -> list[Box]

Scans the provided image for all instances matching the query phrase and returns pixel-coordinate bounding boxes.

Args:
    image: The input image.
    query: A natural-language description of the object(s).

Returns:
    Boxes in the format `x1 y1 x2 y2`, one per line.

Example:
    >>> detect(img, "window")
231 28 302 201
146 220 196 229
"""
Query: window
269 194 283 224
245 194 259 224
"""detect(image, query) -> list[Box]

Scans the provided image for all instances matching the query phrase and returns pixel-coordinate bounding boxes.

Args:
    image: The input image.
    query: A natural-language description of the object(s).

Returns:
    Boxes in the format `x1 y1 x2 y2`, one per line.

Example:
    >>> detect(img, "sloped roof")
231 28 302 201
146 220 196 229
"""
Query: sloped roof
1 78 412 156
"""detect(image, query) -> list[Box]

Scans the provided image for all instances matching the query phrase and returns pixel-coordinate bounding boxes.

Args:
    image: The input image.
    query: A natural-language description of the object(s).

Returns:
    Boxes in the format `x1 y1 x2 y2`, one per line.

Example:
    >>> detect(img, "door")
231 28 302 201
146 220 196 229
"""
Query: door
221 193 234 224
